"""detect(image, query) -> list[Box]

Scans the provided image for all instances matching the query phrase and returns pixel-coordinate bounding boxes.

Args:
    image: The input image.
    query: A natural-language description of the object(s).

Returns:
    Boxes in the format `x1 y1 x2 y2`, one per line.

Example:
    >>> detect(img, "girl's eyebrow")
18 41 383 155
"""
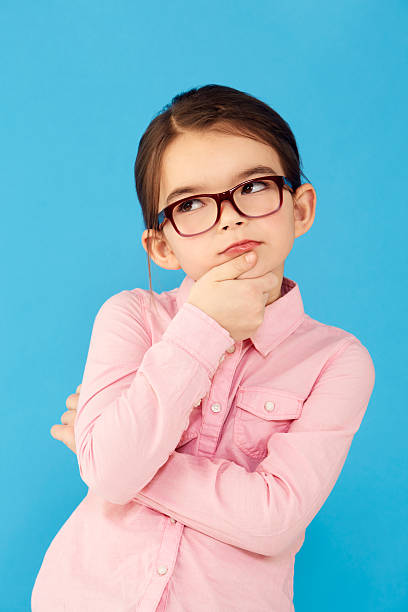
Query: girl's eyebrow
166 164 279 204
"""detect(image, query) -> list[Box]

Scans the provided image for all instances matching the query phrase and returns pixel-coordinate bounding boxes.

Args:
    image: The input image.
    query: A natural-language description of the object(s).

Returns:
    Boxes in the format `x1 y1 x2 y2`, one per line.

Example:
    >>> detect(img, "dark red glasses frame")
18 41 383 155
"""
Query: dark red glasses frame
155 175 294 237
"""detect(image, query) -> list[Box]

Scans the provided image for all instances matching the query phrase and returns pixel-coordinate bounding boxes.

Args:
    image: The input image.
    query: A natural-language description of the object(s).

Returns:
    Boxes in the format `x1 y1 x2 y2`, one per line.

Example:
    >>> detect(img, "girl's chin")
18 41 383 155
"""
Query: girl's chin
235 264 264 280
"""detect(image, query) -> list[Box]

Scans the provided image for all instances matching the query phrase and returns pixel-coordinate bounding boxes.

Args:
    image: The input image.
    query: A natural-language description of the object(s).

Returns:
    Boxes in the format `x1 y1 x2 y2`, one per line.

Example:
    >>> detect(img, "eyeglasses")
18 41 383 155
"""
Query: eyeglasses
155 175 294 237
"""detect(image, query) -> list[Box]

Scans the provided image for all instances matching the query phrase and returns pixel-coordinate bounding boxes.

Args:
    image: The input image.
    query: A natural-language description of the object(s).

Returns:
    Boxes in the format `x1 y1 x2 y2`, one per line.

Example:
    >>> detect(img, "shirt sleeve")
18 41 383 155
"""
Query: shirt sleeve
133 337 376 557
74 290 234 505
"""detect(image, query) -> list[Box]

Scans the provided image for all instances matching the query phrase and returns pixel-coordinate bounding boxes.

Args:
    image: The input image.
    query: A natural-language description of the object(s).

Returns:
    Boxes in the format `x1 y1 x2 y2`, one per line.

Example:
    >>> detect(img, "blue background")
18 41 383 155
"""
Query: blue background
1 1 406 610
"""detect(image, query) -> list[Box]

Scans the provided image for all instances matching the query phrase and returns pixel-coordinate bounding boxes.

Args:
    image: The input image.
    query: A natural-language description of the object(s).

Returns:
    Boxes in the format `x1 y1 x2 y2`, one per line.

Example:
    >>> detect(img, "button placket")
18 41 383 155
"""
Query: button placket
201 342 244 454
148 516 184 603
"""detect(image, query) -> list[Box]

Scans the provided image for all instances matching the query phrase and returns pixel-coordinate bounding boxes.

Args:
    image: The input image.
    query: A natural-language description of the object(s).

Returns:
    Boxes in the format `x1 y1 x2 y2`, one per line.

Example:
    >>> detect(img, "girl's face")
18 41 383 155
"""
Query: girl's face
142 128 316 304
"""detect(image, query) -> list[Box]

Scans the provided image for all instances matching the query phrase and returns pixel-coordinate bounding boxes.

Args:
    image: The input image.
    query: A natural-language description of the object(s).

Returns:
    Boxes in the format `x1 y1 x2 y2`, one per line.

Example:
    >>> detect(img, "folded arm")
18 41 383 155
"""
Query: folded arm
133 338 375 557
74 289 234 504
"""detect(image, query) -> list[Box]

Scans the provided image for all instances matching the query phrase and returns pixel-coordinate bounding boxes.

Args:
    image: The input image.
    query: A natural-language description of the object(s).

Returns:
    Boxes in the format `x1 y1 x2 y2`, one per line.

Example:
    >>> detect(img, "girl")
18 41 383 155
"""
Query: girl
32 84 375 611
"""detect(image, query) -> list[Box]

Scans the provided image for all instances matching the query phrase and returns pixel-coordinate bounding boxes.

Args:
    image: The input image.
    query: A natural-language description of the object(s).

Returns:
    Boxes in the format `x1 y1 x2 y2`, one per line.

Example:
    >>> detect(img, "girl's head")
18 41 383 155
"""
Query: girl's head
135 84 316 302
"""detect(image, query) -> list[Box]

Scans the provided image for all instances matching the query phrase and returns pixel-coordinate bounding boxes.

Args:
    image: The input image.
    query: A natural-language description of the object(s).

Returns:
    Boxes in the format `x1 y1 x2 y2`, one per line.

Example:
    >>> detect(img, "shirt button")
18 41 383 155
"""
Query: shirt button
226 344 236 353
157 565 168 575
170 517 176 524
264 401 275 412
211 402 221 413
193 399 201 407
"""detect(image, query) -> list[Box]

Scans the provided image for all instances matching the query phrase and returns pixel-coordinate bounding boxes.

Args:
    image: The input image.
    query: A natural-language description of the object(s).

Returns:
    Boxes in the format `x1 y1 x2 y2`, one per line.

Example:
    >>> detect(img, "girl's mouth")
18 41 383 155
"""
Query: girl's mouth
220 240 262 255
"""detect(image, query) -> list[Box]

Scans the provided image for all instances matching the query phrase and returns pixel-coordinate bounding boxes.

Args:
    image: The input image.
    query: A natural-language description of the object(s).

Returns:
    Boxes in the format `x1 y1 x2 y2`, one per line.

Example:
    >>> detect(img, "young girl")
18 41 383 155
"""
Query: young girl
32 84 375 611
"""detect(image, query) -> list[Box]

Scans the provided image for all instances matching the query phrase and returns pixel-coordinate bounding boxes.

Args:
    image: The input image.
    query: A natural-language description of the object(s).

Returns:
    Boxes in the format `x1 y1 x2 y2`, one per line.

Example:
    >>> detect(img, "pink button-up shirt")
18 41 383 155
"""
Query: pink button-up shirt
31 274 375 611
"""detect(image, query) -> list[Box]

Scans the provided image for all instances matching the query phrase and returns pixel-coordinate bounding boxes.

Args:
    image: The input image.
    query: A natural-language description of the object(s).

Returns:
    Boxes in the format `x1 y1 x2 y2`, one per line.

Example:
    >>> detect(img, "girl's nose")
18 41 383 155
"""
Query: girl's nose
218 198 244 224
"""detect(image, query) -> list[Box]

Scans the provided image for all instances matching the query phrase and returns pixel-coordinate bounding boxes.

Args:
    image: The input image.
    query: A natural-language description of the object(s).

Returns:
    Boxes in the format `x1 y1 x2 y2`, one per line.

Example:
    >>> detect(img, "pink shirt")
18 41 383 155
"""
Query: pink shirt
31 274 375 611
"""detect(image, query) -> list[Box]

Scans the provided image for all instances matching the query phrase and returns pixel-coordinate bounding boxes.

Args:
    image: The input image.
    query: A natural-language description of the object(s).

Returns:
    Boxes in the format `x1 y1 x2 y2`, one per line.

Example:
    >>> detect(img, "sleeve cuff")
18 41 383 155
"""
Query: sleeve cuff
162 302 235 378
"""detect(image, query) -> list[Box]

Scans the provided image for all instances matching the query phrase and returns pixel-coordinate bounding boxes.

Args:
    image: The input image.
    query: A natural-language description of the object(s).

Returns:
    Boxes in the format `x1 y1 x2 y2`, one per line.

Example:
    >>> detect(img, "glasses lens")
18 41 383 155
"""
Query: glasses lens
172 179 280 236
235 178 280 216
173 196 218 236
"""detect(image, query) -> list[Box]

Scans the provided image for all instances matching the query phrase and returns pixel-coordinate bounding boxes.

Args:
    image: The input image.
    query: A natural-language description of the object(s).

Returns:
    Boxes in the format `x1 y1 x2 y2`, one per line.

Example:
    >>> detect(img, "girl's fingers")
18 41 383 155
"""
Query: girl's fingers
52 385 81 453
50 423 65 439
66 393 80 410
60 409 77 425
50 424 77 454
66 383 82 410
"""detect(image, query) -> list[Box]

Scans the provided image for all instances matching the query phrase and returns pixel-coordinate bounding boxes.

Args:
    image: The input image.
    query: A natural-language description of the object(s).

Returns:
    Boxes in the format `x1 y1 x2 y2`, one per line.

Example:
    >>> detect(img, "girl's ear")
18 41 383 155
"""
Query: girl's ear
141 229 182 270
292 183 316 239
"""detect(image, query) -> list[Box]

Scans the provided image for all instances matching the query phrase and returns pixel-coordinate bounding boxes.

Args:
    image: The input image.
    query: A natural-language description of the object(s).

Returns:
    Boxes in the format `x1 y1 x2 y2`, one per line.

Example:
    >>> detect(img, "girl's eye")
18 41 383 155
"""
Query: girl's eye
176 199 204 213
241 181 267 195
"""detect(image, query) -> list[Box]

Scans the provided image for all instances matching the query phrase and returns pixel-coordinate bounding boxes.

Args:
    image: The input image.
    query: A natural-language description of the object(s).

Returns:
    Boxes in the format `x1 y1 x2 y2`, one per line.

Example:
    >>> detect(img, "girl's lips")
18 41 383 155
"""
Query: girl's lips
221 241 261 255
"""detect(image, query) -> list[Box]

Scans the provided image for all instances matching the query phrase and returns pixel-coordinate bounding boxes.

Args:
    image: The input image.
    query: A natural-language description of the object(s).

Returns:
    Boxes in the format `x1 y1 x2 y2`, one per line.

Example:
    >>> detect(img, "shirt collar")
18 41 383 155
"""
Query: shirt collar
175 273 305 357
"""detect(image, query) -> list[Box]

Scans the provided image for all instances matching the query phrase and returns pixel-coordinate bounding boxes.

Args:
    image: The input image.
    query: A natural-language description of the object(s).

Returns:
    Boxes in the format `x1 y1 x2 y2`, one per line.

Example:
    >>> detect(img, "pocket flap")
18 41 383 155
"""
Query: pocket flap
236 386 303 420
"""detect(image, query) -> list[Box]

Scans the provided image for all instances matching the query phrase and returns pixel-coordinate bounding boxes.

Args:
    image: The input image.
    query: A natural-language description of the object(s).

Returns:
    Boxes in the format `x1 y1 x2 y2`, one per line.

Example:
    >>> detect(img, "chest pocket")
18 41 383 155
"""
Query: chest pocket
233 386 304 460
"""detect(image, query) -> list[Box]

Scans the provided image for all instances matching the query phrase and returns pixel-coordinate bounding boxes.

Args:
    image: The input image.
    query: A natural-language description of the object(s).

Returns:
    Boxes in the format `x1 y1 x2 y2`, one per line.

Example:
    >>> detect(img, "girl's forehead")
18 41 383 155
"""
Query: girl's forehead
159 131 284 196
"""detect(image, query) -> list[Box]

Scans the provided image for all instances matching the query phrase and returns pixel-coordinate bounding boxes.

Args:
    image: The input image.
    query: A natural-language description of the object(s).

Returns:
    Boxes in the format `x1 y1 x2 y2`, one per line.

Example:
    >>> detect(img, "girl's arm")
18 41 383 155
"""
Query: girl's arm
57 307 374 557
132 337 375 556
73 289 234 505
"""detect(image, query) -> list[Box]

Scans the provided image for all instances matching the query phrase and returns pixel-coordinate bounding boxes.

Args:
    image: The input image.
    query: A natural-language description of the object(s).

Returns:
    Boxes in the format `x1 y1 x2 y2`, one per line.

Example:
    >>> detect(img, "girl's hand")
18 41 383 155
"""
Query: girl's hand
187 249 279 342
50 384 81 454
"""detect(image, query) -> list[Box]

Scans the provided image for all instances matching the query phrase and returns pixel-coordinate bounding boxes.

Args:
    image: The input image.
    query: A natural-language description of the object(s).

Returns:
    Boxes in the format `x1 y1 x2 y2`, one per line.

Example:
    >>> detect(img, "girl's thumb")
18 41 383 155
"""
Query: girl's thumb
245 251 257 264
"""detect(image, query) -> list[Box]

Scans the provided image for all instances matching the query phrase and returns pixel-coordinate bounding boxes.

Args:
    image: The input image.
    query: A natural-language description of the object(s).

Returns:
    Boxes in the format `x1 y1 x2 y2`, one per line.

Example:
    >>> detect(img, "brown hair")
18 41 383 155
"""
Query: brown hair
134 84 310 305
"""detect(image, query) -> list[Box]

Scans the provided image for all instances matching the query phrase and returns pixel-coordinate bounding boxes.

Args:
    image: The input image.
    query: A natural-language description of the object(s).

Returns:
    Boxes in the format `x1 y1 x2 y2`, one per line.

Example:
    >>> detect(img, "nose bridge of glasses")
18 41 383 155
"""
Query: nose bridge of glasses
219 199 241 222
216 188 240 212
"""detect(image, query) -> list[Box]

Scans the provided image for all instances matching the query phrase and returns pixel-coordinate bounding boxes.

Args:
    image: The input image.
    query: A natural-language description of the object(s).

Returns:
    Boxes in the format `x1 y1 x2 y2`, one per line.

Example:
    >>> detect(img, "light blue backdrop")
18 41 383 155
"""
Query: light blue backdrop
1 1 406 610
